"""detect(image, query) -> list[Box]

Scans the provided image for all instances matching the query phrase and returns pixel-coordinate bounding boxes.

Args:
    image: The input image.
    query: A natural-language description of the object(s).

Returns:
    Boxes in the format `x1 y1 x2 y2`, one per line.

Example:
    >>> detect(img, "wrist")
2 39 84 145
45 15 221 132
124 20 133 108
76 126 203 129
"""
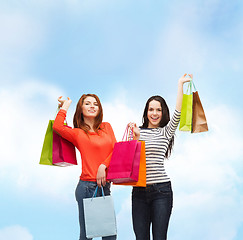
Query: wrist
99 164 107 170
61 100 71 111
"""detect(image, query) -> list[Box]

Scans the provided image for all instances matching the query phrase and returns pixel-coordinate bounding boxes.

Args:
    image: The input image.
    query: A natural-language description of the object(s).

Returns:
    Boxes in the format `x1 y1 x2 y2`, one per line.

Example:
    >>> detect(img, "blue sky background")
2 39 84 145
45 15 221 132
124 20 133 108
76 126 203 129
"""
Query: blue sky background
1 0 243 239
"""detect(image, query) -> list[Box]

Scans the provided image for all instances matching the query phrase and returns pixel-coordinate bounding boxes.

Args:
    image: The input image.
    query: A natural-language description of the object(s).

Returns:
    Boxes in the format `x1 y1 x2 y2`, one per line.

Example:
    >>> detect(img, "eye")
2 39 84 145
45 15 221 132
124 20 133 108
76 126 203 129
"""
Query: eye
157 109 162 111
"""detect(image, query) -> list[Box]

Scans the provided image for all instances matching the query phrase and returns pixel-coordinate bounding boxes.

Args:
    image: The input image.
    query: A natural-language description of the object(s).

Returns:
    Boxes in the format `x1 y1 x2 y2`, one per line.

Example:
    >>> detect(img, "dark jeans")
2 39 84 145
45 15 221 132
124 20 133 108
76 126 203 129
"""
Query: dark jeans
132 181 173 240
75 180 117 240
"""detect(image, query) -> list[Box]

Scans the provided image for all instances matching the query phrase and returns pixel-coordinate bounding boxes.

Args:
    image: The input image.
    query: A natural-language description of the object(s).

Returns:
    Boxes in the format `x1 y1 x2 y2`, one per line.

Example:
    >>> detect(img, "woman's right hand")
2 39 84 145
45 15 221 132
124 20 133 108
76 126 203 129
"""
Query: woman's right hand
58 96 72 111
128 122 140 140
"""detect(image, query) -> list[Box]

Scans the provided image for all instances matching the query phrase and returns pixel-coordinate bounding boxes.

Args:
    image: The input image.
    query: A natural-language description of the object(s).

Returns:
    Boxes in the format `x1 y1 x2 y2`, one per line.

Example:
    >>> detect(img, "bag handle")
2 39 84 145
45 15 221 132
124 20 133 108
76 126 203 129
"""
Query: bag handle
122 125 134 141
191 79 197 92
185 79 197 94
91 186 105 201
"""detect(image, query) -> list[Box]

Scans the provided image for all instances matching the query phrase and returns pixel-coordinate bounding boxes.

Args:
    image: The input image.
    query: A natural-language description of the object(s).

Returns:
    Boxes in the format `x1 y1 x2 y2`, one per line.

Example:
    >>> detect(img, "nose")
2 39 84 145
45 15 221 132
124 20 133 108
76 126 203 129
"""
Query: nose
152 110 157 115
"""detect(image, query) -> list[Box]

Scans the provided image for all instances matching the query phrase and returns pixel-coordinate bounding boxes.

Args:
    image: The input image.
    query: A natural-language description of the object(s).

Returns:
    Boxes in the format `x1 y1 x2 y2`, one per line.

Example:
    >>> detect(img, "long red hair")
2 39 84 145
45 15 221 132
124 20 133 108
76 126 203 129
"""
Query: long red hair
73 94 103 134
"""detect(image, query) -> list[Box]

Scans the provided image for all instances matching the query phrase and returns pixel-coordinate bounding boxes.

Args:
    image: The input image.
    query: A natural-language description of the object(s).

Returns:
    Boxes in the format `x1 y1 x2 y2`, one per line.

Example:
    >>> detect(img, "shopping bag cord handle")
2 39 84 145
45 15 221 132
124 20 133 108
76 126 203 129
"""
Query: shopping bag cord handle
122 125 134 141
186 79 197 94
91 186 105 201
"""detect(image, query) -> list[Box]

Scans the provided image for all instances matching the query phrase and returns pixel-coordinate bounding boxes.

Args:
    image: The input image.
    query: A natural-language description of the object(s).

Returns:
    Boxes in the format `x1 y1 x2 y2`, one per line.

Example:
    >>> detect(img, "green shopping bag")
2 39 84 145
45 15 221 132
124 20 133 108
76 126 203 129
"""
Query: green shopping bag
179 81 193 131
39 120 54 165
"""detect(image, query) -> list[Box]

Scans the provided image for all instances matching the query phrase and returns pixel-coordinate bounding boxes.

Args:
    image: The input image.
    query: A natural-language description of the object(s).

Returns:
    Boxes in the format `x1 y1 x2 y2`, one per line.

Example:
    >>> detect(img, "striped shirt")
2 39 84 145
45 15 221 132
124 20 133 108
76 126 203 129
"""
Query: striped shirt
139 110 181 184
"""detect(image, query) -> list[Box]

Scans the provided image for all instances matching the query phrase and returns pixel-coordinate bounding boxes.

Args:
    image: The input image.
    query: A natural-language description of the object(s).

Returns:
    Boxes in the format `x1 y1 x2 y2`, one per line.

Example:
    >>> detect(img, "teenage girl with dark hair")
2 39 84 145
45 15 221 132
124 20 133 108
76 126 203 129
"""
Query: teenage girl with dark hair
129 74 192 240
53 94 117 240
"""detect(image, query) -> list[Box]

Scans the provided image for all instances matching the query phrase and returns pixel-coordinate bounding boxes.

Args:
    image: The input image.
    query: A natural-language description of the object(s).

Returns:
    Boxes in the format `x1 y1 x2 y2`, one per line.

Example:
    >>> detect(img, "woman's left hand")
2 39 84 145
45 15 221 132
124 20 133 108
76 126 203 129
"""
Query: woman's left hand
96 164 107 187
176 73 194 111
178 73 192 85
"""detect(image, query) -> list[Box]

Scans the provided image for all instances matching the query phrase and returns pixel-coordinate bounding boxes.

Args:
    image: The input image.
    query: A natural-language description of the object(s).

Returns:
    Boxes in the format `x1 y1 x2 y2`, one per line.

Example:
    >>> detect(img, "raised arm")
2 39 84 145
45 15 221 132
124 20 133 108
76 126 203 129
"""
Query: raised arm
58 96 72 111
53 96 75 144
175 74 193 111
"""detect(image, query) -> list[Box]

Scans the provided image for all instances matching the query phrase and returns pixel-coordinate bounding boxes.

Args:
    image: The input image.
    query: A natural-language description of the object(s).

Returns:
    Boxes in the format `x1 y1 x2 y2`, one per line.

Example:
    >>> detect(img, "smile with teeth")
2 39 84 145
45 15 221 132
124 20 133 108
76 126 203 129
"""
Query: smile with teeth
88 110 96 113
151 116 159 120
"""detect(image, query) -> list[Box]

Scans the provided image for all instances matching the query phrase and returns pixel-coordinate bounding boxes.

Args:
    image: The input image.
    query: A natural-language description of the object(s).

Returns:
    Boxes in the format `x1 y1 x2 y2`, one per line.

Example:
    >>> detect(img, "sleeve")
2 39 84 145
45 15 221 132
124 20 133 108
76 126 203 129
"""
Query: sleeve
52 109 77 145
102 122 117 167
164 109 181 139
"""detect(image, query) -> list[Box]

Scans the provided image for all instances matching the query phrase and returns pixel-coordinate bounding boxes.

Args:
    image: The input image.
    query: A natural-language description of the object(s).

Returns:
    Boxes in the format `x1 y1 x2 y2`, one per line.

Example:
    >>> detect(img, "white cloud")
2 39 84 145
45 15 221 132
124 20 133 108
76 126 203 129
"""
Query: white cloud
165 105 243 239
107 104 243 240
103 95 142 141
116 195 134 240
0 81 142 204
140 0 243 89
0 81 77 201
1 81 243 239
0 225 33 240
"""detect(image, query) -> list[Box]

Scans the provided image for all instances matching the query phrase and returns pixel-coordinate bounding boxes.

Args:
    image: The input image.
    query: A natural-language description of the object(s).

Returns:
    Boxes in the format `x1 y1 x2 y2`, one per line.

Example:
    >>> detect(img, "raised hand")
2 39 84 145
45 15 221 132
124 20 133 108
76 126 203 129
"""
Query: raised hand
176 73 194 111
58 96 72 111
178 73 192 85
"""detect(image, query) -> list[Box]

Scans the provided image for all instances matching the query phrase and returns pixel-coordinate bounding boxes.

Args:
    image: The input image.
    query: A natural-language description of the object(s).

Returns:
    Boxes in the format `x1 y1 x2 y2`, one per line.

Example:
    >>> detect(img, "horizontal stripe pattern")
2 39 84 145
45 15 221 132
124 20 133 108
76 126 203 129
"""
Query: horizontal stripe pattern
139 110 181 184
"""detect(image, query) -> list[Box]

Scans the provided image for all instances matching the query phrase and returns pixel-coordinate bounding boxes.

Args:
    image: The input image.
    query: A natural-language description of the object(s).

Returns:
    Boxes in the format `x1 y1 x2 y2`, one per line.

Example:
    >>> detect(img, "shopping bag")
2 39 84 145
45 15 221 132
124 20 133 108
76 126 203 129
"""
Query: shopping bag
114 141 146 187
192 91 208 133
179 81 193 132
83 186 117 238
52 126 77 166
107 126 141 183
40 116 77 166
39 120 54 165
179 79 208 133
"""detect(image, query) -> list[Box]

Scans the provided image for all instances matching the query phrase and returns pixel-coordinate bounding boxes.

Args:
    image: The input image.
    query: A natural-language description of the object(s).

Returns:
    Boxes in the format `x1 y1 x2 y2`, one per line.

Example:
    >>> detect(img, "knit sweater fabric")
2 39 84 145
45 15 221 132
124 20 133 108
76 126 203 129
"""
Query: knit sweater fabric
53 109 116 182
139 110 181 184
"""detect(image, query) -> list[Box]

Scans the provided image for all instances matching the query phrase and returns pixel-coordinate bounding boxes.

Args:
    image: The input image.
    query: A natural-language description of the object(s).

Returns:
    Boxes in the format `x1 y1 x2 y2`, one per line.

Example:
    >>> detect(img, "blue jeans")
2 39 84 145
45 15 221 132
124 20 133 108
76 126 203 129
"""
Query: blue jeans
132 181 173 240
75 180 117 240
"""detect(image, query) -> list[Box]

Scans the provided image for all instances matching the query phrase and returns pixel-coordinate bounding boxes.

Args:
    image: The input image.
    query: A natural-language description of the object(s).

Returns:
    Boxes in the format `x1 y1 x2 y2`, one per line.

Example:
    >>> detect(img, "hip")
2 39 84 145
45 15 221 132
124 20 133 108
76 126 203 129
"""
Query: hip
132 181 173 201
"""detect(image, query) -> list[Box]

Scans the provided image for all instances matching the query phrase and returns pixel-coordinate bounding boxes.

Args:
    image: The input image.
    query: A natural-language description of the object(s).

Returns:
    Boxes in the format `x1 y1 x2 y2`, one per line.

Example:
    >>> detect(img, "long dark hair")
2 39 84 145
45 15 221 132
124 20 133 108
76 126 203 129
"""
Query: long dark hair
141 95 174 159
73 94 103 134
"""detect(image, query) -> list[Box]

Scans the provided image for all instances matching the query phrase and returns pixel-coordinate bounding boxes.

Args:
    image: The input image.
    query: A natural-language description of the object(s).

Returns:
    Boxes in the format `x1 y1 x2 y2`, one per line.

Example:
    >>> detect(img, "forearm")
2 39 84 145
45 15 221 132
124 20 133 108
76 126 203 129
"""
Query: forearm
53 109 76 144
175 81 184 112
175 74 192 111
53 109 67 133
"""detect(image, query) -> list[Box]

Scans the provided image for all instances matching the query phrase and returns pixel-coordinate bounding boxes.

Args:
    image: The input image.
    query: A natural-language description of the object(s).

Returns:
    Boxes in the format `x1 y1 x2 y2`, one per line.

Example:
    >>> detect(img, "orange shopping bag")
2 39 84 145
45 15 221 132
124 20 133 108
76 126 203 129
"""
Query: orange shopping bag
114 141 146 187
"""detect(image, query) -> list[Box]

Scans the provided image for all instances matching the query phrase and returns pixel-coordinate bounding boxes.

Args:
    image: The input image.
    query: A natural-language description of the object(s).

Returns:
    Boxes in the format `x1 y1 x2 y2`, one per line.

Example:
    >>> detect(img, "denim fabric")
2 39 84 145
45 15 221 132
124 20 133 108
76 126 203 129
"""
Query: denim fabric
132 181 173 240
75 180 117 240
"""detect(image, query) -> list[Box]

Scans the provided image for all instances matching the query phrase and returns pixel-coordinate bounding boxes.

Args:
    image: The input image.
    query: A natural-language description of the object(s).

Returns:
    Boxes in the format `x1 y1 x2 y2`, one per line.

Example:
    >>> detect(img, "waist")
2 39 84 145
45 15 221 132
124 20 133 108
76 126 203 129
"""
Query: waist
146 181 171 187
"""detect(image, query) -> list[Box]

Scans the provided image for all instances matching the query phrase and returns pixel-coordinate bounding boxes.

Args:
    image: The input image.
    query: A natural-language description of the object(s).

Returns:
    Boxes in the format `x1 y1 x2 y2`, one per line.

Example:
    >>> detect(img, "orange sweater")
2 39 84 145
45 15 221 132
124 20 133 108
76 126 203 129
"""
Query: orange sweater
53 109 116 182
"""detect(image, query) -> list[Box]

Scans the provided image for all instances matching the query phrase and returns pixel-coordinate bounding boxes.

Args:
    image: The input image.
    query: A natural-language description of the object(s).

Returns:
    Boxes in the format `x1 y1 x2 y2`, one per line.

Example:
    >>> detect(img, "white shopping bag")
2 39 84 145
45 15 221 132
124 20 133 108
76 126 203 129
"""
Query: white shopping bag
83 186 117 238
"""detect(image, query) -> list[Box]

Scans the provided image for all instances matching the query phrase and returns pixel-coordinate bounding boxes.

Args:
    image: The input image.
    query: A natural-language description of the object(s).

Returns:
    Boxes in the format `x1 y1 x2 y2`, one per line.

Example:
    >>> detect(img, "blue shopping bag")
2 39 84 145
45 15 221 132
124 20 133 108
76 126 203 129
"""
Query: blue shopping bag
83 186 117 238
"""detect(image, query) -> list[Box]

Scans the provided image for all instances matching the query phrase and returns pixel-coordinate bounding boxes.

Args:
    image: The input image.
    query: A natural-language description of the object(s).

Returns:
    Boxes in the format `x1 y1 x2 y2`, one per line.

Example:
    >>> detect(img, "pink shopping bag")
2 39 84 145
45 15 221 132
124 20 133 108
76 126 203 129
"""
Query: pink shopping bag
107 126 141 183
52 126 77 167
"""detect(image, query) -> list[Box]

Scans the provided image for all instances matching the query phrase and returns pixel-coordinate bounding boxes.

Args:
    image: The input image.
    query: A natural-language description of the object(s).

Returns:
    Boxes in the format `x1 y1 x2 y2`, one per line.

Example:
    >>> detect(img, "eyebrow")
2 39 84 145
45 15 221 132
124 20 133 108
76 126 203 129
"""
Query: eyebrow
84 100 98 104
149 107 162 110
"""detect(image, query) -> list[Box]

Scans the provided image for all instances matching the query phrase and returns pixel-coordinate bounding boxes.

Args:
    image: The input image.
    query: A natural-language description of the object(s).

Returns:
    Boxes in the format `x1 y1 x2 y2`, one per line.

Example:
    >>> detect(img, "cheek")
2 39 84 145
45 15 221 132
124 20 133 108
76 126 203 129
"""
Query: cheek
81 105 88 113
147 112 151 119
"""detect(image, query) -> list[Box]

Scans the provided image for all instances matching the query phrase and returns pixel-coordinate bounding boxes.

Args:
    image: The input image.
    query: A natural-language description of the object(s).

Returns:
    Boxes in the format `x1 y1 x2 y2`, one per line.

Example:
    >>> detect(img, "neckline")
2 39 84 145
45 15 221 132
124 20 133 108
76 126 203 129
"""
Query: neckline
88 131 98 135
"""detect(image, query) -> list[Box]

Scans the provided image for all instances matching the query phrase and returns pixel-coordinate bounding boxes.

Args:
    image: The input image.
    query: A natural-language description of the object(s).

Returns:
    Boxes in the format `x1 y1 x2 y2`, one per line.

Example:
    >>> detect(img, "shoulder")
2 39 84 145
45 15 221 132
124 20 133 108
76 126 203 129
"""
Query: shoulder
100 122 113 131
140 127 163 131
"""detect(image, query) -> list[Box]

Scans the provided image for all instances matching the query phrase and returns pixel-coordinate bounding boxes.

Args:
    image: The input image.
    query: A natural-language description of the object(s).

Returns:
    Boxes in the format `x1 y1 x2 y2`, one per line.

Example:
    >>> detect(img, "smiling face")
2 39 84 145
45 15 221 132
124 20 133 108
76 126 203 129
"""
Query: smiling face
147 100 162 128
81 96 99 119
